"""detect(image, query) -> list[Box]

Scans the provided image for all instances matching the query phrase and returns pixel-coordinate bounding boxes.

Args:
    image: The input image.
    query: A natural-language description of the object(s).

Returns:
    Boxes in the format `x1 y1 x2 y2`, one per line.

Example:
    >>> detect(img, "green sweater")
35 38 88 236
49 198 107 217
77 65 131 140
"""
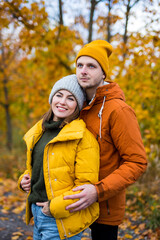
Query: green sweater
28 120 62 204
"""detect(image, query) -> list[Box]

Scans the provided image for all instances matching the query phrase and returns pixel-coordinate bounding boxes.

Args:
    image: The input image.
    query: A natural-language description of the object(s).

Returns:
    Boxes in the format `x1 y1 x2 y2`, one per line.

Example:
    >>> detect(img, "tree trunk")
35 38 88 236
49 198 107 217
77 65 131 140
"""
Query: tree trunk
0 32 12 151
123 0 141 59
106 0 112 42
55 0 64 43
123 0 130 58
88 0 97 43
58 0 63 25
1 77 12 151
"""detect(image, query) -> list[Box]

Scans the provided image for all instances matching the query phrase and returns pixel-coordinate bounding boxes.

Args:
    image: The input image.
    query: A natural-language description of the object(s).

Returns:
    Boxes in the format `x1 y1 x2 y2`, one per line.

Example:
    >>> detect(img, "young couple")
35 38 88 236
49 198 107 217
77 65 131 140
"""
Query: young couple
18 40 147 240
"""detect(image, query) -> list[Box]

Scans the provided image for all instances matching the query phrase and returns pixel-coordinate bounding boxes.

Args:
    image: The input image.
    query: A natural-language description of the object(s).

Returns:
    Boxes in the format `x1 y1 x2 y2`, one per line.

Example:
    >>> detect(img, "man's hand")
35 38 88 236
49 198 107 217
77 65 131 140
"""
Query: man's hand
36 201 52 217
20 174 31 193
64 184 98 213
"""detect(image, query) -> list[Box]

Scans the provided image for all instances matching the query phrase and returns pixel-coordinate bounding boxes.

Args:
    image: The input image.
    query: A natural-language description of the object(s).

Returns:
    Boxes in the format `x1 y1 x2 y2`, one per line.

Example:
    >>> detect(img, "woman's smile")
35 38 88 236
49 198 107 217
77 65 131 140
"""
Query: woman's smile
52 90 77 121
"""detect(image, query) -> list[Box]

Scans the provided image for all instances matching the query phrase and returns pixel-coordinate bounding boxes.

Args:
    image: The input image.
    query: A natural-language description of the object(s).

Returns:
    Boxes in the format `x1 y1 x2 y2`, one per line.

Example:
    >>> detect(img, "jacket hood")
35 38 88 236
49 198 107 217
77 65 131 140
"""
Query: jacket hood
95 81 125 104
83 82 126 140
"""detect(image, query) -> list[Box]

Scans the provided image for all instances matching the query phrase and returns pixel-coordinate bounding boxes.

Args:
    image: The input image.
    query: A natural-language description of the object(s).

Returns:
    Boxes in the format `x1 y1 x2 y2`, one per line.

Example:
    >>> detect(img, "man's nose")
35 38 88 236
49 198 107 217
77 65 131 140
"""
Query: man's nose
81 66 87 74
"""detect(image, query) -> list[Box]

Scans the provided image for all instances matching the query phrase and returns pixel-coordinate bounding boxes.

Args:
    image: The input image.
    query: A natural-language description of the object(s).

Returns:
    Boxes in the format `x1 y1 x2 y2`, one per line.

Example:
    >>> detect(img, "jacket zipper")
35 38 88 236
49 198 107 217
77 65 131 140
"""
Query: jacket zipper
106 200 110 215
60 220 68 240
47 146 68 240
47 146 54 198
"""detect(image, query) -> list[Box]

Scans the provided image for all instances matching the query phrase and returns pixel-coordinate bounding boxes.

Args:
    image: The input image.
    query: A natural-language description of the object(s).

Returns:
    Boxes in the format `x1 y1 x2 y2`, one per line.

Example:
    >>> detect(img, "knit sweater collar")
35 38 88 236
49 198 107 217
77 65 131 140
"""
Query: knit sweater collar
43 119 63 130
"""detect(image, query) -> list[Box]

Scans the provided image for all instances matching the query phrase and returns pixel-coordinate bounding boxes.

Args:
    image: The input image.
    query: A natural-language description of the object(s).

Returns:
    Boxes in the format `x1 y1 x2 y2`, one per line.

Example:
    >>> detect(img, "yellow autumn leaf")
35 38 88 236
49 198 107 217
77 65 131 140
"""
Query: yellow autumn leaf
12 232 23 236
12 205 25 214
124 234 132 239
135 228 140 234
24 231 33 236
151 206 155 211
26 237 33 240
139 223 146 230
11 236 20 240
82 232 90 236
0 217 9 221
130 225 137 230
1 209 9 214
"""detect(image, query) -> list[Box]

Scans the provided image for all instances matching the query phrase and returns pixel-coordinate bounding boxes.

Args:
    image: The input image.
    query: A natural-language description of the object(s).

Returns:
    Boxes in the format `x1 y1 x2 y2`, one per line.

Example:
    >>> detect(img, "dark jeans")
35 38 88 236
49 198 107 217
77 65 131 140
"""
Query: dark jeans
90 222 118 240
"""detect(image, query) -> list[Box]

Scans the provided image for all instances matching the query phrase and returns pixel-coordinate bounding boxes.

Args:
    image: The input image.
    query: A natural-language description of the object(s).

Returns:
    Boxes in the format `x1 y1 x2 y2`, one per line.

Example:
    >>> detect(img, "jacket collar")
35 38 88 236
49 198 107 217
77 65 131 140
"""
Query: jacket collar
24 119 86 148
50 119 85 143
83 82 125 109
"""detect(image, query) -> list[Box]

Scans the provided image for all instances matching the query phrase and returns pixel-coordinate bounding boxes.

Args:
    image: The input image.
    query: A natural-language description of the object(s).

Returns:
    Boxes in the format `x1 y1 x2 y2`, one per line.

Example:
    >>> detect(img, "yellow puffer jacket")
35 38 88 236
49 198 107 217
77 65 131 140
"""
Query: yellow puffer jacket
18 118 99 239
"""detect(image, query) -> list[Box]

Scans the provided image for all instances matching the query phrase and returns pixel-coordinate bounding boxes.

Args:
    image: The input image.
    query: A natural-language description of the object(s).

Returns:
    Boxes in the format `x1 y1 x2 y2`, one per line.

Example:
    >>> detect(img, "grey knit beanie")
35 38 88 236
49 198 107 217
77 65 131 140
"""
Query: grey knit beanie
49 74 85 111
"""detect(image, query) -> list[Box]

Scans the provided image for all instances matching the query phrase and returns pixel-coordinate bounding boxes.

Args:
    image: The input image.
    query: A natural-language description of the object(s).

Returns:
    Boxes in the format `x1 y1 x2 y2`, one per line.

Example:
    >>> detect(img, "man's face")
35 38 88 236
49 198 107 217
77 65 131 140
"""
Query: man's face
76 56 105 91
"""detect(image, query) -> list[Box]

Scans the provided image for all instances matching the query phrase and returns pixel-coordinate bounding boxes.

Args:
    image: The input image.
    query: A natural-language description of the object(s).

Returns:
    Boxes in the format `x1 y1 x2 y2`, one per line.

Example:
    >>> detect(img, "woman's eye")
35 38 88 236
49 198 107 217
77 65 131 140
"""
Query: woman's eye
68 97 75 101
56 94 62 98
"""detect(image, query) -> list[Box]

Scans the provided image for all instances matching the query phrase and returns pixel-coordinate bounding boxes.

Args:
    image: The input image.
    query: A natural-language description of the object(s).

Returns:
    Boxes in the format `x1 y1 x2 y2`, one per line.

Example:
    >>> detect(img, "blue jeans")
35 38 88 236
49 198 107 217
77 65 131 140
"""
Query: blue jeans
31 204 82 240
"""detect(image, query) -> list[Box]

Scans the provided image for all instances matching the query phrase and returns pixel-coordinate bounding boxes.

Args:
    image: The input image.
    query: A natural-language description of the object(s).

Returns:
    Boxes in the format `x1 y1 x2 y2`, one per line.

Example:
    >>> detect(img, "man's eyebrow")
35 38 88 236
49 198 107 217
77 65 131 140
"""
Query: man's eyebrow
77 61 94 65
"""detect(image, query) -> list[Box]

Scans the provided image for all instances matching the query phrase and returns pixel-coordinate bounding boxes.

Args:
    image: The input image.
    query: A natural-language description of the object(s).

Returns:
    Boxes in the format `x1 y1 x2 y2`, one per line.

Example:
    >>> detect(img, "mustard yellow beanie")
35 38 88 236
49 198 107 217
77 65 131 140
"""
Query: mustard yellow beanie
76 40 113 78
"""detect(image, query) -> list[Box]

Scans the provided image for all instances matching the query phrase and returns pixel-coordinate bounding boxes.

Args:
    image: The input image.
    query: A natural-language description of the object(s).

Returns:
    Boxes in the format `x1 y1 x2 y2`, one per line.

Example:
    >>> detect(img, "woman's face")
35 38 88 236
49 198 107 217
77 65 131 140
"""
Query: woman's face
52 90 77 121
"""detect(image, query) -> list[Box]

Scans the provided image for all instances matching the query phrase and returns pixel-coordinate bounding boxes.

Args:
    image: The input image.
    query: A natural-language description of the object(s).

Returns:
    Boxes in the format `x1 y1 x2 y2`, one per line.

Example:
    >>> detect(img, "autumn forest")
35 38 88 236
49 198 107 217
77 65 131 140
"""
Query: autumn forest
0 0 160 239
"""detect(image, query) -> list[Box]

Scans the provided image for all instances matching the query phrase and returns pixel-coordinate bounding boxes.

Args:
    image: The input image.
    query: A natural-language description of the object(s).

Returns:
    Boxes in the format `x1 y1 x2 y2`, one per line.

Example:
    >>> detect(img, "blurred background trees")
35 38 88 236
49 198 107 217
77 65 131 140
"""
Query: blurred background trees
0 0 159 186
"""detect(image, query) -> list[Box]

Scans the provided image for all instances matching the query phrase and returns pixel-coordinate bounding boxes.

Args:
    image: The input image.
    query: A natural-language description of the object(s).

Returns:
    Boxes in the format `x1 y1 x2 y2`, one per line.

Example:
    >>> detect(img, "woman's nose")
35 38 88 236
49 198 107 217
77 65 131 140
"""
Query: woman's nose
59 97 66 104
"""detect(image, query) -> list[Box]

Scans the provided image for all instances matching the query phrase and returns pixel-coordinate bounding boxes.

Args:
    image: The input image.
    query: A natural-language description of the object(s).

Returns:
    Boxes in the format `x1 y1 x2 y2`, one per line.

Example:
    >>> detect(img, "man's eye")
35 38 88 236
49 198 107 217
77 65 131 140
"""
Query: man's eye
89 65 95 68
77 63 83 68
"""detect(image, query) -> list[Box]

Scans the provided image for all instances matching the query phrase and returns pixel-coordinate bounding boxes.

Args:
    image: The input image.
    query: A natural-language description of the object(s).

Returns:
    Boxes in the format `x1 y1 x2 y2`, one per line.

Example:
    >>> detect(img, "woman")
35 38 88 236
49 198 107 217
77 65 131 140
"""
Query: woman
18 74 99 240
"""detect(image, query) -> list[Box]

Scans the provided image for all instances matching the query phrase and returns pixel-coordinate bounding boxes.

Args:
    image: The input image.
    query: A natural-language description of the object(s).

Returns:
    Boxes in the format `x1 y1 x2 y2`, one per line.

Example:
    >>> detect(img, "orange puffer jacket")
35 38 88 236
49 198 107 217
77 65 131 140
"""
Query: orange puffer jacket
80 81 147 225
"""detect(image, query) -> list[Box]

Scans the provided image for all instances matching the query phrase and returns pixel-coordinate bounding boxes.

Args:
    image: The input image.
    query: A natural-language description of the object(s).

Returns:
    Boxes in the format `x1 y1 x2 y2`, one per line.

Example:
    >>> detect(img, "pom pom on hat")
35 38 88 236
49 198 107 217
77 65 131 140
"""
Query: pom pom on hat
49 74 85 111
76 40 113 78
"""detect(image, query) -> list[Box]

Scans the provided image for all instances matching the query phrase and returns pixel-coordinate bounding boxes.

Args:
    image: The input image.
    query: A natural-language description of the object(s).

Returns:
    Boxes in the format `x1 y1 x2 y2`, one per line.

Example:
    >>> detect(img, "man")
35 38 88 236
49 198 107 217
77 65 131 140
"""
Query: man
64 40 147 240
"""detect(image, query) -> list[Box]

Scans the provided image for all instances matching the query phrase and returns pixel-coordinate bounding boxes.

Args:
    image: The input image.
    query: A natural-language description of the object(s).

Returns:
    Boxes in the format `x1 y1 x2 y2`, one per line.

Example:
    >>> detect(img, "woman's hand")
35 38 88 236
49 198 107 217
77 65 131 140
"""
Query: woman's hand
20 174 31 193
36 201 52 217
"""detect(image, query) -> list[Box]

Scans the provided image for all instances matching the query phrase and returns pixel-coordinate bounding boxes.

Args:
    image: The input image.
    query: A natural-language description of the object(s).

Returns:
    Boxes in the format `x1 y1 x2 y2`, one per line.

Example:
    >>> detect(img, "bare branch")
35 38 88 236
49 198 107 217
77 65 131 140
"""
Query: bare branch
5 1 35 29
131 0 141 8
0 101 5 107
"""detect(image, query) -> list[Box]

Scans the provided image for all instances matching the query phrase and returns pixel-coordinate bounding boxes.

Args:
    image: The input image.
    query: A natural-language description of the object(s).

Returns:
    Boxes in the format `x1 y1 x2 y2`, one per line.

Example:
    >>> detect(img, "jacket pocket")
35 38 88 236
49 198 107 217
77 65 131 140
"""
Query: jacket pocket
106 200 110 215
41 208 53 218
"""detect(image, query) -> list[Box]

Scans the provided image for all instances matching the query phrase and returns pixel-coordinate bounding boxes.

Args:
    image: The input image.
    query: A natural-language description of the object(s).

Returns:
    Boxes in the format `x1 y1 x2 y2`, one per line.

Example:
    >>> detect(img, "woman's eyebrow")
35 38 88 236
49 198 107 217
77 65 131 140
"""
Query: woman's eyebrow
68 94 75 98
57 91 63 95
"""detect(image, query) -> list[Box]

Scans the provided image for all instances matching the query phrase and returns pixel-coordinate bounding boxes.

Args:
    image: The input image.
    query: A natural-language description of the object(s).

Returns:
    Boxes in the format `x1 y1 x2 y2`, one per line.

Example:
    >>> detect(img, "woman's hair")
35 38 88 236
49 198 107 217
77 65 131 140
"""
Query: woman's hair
42 105 80 130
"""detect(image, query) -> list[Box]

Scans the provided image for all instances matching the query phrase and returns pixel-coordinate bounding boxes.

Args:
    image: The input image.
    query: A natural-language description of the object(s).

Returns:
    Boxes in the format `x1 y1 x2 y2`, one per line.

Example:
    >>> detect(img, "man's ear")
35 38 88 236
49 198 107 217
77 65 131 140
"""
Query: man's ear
102 70 106 79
